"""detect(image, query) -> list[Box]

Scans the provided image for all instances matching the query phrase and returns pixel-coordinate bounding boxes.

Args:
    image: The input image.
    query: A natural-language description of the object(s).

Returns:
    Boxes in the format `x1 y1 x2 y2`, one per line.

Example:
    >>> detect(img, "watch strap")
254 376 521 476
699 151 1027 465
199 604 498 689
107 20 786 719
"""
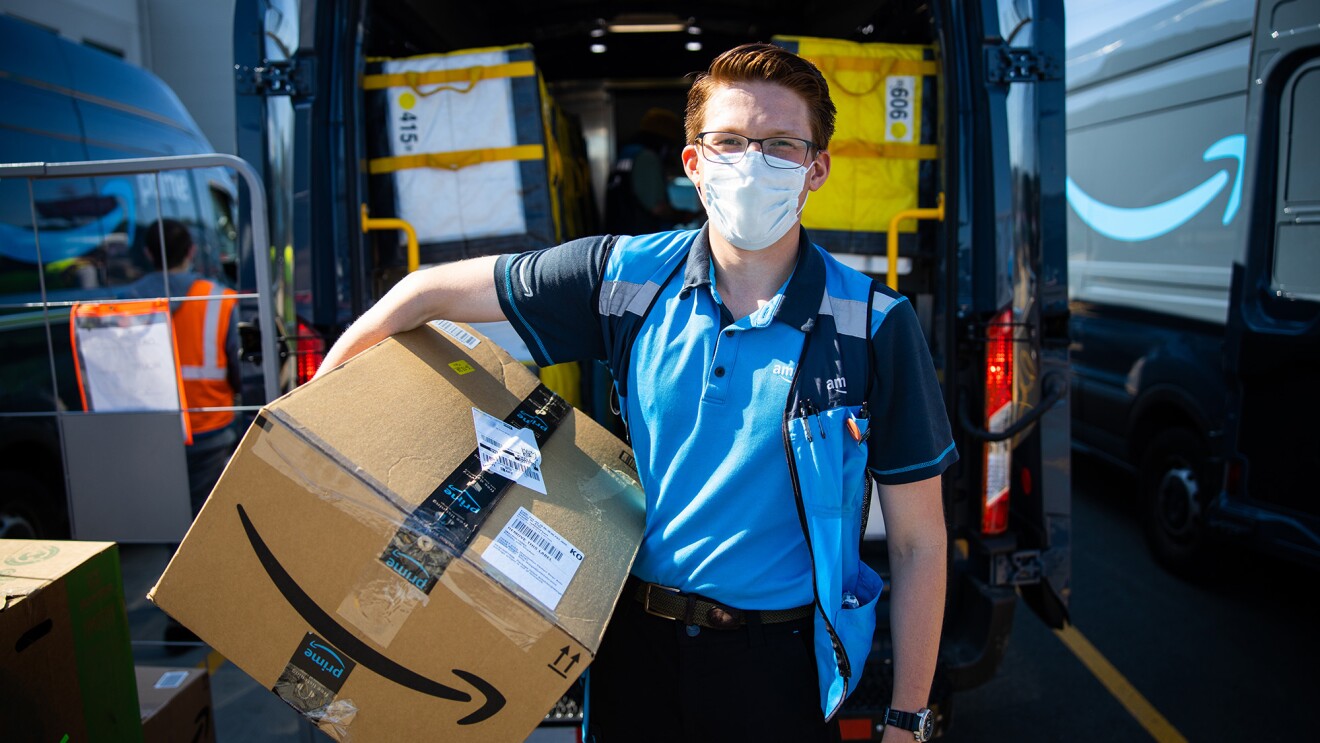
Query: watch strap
883 706 920 731
883 706 931 741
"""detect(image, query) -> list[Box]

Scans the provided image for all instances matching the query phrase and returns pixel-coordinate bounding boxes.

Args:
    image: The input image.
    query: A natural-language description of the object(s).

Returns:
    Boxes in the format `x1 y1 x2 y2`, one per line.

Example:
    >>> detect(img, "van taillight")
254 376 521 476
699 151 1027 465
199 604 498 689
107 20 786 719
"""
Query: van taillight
1225 456 1244 498
982 308 1013 534
295 320 325 386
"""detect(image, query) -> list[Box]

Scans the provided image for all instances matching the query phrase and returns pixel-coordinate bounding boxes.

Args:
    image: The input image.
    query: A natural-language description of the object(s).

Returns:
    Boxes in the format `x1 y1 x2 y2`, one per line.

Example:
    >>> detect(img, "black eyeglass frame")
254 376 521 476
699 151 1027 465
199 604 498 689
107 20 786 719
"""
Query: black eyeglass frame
694 131 821 169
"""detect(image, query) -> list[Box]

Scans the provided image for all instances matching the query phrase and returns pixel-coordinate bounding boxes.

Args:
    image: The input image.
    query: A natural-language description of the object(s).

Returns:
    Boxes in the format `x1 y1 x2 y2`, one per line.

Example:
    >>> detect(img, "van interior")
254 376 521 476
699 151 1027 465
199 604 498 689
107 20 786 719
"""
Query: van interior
354 0 945 311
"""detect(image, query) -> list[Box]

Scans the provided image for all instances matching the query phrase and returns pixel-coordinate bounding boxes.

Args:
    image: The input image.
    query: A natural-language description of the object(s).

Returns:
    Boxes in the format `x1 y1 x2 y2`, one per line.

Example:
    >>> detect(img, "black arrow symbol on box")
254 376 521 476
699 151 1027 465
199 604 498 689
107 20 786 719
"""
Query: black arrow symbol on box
236 504 505 724
548 646 577 678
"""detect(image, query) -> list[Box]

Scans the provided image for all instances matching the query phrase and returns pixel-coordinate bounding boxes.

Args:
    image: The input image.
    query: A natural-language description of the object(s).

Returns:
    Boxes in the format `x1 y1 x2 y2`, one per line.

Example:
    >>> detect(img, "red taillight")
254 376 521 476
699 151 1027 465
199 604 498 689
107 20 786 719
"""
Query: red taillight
837 718 874 740
982 308 1013 534
1225 456 1243 498
295 320 325 386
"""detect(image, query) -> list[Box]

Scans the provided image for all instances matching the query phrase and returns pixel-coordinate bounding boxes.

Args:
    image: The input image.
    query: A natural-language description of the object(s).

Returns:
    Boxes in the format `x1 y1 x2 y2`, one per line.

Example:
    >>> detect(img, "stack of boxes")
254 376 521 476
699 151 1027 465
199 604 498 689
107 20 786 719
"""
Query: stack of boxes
0 540 142 741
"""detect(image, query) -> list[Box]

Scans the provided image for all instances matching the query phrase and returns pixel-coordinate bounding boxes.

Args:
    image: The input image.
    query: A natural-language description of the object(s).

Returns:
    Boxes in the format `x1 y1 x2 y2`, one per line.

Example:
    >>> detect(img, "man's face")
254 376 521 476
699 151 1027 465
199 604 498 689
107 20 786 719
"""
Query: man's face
682 80 830 208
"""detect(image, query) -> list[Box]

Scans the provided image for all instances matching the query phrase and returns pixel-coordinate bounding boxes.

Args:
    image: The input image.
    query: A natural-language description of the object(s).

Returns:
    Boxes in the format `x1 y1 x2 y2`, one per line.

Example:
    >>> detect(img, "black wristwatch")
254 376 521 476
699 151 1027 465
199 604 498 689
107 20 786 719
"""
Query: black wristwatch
882 706 934 741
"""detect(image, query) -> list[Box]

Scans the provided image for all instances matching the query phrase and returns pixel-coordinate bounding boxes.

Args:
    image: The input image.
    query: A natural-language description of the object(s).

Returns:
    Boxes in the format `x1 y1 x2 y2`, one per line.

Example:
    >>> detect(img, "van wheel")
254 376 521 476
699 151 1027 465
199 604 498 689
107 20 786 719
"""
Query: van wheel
0 470 66 539
1139 429 1212 575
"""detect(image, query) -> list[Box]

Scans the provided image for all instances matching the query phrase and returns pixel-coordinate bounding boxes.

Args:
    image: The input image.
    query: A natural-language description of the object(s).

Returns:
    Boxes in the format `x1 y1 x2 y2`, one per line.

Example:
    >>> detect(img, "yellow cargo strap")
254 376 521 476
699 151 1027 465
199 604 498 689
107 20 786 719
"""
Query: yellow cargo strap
361 204 420 273
887 193 945 290
368 144 547 174
830 141 939 161
814 57 939 96
361 61 536 96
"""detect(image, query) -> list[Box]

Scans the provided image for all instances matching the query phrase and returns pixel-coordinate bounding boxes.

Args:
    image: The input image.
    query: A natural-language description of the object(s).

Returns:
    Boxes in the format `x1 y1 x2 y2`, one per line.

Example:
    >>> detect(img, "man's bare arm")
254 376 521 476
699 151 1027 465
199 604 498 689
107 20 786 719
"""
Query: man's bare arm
876 475 947 742
315 256 504 378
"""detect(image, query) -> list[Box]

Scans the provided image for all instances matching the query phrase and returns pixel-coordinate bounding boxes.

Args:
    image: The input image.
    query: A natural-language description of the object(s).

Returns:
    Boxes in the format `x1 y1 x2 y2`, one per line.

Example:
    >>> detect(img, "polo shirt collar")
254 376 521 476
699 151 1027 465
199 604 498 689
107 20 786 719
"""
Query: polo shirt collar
681 225 824 333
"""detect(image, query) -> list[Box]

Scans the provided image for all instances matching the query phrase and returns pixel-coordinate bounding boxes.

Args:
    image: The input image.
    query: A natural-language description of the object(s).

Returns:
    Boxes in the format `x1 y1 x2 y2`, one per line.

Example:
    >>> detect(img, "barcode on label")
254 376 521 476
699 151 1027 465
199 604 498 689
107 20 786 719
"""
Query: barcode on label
480 437 535 461
431 320 480 349
512 515 563 561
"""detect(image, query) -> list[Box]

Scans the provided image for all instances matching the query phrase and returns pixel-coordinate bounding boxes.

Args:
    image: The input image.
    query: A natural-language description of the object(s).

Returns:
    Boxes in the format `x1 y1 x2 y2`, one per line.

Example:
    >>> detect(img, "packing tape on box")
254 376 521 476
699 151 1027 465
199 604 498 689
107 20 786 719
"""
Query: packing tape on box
271 633 360 737
249 414 414 532
249 384 576 652
242 382 623 734
376 384 570 594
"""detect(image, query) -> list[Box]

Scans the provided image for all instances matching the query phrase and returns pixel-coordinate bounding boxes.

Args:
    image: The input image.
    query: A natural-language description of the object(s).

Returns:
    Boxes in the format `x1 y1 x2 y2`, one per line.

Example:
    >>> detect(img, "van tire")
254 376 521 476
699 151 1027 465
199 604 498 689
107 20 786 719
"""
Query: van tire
0 470 66 539
1139 428 1212 575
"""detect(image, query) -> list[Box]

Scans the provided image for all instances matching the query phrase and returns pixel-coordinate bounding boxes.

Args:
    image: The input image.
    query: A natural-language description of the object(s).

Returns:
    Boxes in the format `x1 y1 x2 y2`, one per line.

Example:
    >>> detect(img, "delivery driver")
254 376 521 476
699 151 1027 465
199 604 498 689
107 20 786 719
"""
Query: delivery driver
318 43 955 743
127 218 241 517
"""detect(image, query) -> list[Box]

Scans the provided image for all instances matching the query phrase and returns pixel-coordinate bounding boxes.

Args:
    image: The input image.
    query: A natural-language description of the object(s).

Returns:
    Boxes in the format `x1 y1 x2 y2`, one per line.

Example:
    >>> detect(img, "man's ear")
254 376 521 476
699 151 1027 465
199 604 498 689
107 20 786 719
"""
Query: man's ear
681 144 702 188
807 150 831 192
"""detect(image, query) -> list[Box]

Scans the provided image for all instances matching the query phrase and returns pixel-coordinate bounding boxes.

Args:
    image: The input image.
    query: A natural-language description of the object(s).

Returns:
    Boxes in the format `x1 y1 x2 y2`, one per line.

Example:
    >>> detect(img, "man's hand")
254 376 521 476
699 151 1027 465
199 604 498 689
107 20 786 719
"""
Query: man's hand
314 255 504 378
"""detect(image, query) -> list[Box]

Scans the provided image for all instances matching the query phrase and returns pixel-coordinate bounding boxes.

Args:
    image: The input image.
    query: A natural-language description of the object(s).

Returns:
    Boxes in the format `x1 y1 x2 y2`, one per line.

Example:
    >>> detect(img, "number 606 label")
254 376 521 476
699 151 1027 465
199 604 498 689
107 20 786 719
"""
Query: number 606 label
885 75 916 143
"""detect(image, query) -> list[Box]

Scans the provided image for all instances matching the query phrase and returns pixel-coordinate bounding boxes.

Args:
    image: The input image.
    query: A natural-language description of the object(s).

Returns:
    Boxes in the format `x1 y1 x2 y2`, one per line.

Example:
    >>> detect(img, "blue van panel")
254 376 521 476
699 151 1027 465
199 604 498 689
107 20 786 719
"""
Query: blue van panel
0 16 75 91
0 79 86 158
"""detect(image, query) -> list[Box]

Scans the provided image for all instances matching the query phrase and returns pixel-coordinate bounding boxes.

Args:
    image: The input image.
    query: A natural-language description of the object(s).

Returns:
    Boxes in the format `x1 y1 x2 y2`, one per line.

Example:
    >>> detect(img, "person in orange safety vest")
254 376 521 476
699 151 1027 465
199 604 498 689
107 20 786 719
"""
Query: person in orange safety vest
125 218 241 518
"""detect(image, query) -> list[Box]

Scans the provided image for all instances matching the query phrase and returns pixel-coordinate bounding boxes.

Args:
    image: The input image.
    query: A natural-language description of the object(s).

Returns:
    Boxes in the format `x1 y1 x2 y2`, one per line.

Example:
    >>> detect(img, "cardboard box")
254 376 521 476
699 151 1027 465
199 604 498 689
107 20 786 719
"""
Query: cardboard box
136 666 215 743
0 539 143 742
149 321 645 741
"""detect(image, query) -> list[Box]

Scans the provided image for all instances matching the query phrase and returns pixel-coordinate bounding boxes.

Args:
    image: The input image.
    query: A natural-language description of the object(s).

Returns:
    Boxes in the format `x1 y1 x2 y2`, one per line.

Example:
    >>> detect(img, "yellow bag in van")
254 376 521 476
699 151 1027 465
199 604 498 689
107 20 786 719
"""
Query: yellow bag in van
772 36 939 255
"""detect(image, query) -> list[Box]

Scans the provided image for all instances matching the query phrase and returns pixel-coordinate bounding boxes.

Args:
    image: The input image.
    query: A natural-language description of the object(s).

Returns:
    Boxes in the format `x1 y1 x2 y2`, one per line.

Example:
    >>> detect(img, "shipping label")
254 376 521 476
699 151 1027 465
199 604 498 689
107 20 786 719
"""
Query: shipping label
482 507 584 611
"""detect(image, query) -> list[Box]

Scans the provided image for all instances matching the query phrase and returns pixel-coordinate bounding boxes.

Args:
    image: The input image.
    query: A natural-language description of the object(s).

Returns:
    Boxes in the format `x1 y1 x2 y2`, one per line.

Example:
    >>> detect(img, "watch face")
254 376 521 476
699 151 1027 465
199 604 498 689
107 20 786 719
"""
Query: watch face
918 710 934 741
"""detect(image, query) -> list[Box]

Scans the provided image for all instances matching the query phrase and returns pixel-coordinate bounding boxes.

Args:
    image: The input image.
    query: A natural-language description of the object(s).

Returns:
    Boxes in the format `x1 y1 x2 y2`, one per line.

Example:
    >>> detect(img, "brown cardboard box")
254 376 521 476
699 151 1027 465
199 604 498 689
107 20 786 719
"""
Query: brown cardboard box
149 321 645 741
136 666 215 743
0 539 143 742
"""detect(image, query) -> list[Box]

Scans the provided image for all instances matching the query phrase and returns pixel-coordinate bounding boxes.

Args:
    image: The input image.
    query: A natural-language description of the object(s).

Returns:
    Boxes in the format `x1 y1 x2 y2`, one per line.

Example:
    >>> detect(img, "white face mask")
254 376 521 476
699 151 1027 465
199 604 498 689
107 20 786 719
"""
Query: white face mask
700 153 812 251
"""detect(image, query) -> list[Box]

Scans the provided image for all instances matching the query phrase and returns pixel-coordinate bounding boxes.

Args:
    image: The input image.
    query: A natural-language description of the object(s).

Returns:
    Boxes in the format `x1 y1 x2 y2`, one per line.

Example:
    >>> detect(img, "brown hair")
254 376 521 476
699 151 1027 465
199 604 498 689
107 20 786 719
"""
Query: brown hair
144 218 193 269
685 42 836 150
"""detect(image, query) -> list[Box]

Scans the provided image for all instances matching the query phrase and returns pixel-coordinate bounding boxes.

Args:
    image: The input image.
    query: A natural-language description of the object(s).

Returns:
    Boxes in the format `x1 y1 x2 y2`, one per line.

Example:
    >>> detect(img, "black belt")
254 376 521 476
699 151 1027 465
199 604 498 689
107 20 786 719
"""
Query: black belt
633 580 814 630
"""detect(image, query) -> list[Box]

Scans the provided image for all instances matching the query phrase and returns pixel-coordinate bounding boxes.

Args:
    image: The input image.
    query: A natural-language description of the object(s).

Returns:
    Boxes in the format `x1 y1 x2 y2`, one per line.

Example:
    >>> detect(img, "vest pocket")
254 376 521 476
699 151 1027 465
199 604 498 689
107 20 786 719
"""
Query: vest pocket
788 404 869 516
835 560 883 678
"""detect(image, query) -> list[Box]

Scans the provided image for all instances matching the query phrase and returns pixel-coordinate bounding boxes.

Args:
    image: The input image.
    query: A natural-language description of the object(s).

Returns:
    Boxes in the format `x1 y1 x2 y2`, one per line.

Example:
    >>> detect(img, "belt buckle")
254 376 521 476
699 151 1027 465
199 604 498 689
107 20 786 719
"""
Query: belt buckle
643 583 681 619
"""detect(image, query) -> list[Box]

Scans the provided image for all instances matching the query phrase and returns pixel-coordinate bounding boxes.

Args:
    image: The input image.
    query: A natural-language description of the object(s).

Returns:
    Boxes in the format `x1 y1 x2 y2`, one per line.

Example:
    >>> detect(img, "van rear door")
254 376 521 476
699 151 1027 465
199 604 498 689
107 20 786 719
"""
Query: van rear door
1222 0 1320 565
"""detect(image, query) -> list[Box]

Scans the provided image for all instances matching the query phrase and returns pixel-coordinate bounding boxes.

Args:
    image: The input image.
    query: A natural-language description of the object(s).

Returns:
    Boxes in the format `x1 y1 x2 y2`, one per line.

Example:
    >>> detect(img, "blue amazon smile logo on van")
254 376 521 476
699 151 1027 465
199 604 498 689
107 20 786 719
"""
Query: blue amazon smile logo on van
0 178 137 264
1066 134 1245 242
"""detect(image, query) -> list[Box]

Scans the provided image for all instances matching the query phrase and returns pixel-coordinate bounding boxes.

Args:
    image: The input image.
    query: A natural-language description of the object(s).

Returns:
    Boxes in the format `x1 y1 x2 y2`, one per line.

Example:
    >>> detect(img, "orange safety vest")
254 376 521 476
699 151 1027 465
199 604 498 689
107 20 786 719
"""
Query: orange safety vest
175 278 238 435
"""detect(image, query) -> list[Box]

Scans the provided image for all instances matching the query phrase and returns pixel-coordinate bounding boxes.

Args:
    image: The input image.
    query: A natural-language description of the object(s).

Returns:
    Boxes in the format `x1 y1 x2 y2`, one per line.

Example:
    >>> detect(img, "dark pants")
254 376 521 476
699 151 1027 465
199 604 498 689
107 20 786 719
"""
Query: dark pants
185 424 238 517
586 581 839 743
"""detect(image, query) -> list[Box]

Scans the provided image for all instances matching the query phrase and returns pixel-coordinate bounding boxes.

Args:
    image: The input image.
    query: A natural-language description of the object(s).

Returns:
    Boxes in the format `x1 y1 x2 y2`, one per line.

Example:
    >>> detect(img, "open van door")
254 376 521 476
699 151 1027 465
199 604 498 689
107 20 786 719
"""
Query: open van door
1221 0 1320 566
234 0 348 387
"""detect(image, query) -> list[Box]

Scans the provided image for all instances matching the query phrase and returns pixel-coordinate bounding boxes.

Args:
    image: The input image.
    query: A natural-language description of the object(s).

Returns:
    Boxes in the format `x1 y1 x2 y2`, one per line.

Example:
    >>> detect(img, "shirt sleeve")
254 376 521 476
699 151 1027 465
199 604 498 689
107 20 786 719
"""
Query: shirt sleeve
494 236 614 367
867 295 959 484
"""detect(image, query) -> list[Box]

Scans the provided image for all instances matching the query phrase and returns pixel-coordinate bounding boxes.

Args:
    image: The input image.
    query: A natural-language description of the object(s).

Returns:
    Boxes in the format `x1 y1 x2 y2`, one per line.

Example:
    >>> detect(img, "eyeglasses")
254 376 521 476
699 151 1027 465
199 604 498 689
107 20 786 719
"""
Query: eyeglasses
695 131 818 169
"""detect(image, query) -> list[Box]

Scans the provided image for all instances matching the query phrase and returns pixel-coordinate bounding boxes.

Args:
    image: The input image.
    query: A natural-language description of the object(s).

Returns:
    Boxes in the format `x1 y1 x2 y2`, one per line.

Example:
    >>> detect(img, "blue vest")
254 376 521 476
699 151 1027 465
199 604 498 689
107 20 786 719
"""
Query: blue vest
597 229 889 718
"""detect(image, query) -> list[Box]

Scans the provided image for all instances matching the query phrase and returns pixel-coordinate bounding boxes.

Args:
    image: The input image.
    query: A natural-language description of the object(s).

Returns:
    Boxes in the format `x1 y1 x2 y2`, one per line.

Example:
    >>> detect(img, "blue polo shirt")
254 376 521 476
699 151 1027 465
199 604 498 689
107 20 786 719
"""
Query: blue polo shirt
494 227 956 610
